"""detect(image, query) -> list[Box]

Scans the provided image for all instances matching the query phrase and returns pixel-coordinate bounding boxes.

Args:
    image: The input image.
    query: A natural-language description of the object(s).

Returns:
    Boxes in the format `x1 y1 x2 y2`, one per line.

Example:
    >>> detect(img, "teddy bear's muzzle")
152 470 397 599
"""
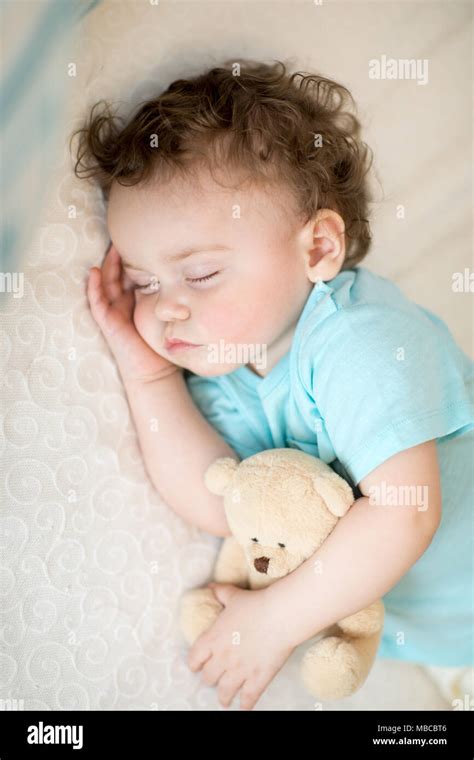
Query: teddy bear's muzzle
254 556 270 573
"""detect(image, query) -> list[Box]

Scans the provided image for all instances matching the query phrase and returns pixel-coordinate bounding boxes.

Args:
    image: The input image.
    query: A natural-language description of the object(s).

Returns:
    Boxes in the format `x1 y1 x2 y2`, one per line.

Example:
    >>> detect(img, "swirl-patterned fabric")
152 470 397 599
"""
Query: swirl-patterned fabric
1 0 470 710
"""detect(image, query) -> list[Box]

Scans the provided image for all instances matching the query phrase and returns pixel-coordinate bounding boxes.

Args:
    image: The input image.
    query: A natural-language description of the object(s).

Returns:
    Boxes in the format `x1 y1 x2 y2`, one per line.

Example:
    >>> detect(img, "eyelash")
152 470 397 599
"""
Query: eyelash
190 272 219 283
135 271 219 293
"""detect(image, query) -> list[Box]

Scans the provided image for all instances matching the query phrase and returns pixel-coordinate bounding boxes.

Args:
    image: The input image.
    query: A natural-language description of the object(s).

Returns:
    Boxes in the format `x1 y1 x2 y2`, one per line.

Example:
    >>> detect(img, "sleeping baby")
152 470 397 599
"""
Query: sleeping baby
72 59 474 710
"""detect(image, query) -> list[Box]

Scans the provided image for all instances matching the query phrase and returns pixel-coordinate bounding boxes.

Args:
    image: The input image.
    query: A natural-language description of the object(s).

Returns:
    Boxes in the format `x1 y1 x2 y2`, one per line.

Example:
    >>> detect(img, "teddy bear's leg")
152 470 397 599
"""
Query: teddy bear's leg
179 588 224 646
214 536 250 588
337 600 384 638
300 625 383 701
300 600 384 700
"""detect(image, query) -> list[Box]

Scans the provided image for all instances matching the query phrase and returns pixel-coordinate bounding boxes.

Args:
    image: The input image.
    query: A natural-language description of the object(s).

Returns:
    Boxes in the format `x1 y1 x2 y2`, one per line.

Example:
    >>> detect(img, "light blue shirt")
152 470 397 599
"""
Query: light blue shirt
185 266 474 666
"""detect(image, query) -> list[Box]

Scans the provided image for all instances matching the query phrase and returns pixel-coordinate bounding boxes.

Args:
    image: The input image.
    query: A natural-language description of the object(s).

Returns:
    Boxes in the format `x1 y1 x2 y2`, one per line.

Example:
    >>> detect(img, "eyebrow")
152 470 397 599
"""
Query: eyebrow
121 244 233 270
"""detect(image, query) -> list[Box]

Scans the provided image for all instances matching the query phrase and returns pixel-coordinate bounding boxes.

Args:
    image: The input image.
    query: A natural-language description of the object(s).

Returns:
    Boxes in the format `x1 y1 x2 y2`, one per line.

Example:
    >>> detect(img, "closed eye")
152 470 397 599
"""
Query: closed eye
188 271 220 283
134 271 220 293
134 280 159 294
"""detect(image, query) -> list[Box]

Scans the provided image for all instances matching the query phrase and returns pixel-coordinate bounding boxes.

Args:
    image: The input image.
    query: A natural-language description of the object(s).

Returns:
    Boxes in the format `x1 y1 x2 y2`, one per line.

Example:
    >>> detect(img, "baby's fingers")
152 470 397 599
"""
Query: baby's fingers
87 266 110 329
101 242 124 302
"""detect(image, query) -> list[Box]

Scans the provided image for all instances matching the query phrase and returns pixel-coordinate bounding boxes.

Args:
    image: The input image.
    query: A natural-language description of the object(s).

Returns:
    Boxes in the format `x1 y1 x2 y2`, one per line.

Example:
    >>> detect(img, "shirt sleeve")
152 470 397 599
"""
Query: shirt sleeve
184 371 259 461
298 303 474 485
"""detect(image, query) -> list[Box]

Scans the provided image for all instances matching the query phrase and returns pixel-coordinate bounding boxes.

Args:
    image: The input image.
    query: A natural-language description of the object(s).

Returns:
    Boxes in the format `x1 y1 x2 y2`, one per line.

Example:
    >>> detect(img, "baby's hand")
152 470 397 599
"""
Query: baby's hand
87 243 179 383
187 583 295 710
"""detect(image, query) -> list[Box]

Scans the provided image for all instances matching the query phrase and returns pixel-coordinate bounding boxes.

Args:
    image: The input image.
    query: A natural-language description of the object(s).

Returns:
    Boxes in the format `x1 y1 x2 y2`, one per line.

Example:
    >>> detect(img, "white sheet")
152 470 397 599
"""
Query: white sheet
2 0 471 710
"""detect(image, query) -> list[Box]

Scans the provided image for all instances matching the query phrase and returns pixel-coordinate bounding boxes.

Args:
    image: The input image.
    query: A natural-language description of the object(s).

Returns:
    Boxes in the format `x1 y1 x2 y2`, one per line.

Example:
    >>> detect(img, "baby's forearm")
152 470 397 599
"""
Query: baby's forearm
123 371 237 536
265 495 439 647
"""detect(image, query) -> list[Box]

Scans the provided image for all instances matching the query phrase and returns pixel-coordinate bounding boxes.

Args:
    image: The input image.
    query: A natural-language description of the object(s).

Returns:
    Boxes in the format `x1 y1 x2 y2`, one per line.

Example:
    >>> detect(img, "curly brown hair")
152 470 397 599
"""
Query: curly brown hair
70 59 374 267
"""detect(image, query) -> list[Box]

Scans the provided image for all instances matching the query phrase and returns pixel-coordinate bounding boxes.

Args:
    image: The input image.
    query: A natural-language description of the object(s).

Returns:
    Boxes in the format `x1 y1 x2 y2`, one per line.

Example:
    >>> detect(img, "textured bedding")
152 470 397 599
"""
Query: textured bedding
1 0 471 710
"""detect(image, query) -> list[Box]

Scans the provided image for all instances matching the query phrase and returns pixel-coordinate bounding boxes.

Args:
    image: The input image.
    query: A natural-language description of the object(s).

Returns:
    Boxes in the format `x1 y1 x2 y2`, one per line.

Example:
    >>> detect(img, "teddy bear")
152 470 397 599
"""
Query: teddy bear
179 448 384 701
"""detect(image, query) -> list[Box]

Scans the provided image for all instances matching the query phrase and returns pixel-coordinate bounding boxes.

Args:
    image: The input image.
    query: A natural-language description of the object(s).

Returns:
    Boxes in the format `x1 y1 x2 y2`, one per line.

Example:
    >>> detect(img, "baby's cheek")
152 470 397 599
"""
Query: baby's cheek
133 301 161 349
201 300 264 341
132 302 146 337
201 307 239 338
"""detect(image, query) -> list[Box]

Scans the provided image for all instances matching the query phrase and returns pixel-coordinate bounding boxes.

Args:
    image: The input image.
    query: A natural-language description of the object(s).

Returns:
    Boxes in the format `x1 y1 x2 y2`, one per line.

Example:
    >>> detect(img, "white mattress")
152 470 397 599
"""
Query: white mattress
2 0 471 710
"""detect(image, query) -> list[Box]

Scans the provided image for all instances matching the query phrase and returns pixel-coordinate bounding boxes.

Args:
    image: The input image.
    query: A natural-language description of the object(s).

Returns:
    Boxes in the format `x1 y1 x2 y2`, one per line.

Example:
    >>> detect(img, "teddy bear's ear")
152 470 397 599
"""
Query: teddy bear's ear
312 473 354 518
204 457 239 495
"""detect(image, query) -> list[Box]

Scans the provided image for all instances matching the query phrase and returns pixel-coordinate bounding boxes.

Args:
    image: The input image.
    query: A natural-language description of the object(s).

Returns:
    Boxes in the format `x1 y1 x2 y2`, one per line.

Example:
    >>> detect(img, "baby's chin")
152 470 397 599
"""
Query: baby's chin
152 340 259 377
178 353 245 377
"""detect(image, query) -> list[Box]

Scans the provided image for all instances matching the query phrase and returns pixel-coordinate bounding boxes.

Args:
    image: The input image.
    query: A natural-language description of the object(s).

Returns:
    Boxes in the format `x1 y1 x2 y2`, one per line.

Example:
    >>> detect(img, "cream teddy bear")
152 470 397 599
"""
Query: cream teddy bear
180 448 384 701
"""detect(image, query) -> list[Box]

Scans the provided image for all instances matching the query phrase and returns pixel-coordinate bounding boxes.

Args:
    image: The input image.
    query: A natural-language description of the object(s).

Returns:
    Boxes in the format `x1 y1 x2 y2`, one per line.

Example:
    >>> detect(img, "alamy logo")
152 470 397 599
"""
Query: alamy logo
368 481 429 512
207 339 267 371
0 698 24 710
0 271 24 298
27 721 83 750
369 55 429 85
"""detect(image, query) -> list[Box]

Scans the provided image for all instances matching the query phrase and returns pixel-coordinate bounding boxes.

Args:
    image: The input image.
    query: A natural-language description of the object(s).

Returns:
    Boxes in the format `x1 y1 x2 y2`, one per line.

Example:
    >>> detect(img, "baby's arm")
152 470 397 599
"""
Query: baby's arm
123 371 237 537
264 441 442 646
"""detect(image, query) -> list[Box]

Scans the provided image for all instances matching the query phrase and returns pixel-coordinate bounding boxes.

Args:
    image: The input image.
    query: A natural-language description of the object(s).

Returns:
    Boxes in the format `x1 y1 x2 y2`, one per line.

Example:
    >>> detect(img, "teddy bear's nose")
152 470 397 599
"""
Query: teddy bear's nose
254 556 270 574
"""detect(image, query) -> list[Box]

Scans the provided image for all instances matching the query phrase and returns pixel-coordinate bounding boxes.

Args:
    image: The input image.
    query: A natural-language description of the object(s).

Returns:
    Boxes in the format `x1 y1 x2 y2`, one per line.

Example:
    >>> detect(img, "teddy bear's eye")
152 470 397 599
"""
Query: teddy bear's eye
278 543 286 548
251 537 259 543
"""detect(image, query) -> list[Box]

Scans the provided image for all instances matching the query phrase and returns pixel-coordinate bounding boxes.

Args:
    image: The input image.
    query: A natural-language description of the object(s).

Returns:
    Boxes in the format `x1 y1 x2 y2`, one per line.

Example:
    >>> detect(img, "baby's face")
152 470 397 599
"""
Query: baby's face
107 167 313 377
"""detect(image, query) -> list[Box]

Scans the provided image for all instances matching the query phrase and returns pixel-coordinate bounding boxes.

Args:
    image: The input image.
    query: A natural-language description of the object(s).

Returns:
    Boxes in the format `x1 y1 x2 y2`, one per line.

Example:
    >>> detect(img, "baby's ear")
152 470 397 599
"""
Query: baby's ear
312 473 354 517
204 457 239 496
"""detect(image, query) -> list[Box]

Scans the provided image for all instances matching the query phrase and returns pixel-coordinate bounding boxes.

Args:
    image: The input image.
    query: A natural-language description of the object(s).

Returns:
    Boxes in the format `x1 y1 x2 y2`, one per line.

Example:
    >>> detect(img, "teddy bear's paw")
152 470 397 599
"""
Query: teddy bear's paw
300 636 364 700
179 588 224 646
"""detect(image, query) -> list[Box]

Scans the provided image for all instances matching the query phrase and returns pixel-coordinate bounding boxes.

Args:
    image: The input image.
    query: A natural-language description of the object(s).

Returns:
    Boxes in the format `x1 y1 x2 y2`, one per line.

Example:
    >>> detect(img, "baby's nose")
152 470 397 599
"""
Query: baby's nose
254 556 270 574
154 301 190 321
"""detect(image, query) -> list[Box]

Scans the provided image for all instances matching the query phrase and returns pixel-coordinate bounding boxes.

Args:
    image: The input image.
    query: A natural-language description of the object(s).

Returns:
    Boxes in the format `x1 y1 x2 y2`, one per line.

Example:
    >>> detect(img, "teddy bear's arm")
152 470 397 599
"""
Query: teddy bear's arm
214 536 250 588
